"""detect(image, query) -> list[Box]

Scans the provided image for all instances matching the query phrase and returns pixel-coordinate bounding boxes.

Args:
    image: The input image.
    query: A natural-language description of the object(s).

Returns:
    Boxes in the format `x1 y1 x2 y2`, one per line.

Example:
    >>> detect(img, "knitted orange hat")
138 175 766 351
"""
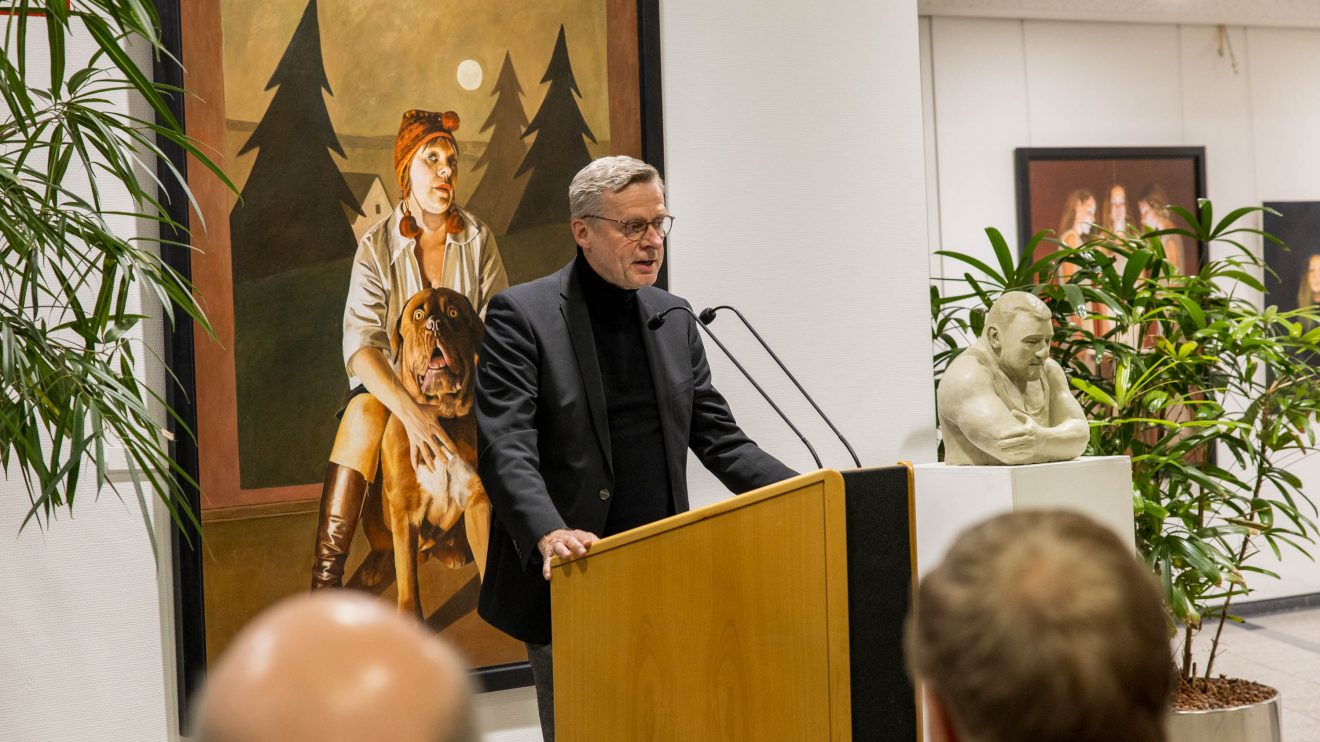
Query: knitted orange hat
394 109 465 238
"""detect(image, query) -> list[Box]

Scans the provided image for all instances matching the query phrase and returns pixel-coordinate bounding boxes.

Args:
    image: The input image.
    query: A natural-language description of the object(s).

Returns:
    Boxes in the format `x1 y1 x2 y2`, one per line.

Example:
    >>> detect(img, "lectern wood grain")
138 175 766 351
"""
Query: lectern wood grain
551 470 852 741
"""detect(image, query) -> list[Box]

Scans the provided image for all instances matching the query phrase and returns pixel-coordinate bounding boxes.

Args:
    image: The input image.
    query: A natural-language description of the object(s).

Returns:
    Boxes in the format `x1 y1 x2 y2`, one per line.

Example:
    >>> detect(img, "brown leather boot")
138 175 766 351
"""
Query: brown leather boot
310 463 369 590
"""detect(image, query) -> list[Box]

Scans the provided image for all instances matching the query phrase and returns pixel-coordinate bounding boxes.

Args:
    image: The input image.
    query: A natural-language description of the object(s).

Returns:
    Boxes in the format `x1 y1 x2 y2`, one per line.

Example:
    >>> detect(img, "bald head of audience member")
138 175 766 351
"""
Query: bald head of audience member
906 510 1175 742
194 592 475 742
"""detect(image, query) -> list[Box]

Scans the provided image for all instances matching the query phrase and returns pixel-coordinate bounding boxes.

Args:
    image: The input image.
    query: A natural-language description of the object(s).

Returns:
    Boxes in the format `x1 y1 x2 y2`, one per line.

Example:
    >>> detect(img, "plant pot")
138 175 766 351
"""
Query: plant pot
1168 693 1281 742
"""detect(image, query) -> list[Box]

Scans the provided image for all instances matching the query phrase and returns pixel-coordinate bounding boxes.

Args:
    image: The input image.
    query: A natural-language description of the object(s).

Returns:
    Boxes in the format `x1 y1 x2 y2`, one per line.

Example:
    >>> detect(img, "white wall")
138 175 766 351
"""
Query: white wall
665 0 937 506
0 473 178 742
921 15 1320 601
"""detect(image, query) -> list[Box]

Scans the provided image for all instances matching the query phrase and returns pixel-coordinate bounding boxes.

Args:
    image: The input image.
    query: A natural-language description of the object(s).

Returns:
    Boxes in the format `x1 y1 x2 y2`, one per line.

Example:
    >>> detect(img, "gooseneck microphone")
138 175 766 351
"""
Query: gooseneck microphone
700 305 862 468
649 305 822 469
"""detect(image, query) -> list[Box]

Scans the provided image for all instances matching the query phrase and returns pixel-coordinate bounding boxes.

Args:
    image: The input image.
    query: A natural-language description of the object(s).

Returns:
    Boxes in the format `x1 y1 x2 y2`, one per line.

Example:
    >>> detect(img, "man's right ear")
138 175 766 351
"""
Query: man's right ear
571 218 591 250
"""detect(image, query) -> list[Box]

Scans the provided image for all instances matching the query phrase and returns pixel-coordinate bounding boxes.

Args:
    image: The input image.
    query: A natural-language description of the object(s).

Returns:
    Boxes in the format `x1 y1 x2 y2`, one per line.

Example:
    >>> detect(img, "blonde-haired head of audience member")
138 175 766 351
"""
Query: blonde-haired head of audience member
194 591 475 742
906 510 1175 742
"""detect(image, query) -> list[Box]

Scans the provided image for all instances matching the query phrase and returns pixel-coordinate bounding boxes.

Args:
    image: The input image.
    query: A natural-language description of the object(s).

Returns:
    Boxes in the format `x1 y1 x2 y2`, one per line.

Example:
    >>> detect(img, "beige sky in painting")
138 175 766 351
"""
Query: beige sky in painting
219 0 611 142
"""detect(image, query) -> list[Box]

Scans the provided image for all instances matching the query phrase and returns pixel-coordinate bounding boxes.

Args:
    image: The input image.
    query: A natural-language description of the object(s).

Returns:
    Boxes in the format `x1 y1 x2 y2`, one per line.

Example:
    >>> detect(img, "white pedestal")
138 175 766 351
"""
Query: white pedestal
912 456 1135 578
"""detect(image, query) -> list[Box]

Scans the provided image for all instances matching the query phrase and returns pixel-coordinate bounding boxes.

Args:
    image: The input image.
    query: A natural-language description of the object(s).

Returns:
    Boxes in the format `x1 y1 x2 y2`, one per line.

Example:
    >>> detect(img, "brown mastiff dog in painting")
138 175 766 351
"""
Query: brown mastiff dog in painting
360 287 490 617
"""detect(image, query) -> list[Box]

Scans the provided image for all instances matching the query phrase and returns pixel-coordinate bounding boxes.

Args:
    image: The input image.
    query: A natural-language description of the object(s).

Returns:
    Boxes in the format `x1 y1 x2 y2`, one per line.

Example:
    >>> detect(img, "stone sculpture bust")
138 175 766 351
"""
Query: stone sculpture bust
938 292 1089 466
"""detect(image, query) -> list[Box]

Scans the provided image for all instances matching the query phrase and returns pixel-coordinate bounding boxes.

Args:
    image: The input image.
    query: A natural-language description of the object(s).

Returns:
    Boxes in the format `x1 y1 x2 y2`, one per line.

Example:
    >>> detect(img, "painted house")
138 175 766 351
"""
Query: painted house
341 172 393 242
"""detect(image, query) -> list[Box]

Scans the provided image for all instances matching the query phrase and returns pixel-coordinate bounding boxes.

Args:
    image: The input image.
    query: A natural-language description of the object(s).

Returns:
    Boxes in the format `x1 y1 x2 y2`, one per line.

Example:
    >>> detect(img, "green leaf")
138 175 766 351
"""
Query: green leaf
1217 269 1266 293
935 249 1006 287
122 455 159 564
79 14 179 131
46 5 66 98
963 272 994 309
1168 203 1205 238
1071 377 1118 408
1177 296 1207 329
1061 283 1086 315
1213 206 1266 236
986 227 1018 286
103 316 143 344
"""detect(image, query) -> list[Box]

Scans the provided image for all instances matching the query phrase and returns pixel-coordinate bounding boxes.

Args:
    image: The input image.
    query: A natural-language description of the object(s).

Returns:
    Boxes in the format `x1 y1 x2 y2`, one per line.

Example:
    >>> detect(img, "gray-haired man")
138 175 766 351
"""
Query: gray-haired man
475 156 796 740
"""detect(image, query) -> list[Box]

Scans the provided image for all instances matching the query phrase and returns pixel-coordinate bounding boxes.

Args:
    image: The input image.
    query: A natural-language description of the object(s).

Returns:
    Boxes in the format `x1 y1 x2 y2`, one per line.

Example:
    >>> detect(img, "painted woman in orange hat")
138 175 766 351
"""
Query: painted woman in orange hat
311 109 508 591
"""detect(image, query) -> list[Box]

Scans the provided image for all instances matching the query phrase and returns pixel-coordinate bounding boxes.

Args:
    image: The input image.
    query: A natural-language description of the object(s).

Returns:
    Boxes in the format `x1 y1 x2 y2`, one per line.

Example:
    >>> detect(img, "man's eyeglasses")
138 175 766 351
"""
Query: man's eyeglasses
582 214 675 242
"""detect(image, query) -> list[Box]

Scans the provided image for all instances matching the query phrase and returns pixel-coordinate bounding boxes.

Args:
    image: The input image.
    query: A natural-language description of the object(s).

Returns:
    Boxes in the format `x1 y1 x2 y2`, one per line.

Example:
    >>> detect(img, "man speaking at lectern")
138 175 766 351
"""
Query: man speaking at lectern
475 156 796 740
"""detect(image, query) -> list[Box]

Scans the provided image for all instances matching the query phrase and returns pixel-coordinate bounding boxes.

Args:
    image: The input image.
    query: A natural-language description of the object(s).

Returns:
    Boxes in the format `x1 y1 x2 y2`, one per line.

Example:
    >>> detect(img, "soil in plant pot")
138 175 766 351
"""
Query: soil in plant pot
1174 676 1278 711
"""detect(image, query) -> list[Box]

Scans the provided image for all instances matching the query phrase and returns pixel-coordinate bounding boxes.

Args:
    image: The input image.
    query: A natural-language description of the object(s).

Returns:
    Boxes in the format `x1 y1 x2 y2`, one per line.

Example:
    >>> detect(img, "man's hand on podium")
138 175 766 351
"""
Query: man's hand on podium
538 528 599 580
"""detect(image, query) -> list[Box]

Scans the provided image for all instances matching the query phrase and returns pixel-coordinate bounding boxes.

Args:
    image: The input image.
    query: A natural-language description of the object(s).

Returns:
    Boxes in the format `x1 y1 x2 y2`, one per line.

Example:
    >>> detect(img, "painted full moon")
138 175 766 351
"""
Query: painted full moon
457 59 483 91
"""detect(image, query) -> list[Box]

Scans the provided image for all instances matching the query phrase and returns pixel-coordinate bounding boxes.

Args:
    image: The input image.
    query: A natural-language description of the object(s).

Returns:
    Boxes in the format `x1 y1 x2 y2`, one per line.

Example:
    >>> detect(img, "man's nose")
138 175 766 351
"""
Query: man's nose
640 223 663 246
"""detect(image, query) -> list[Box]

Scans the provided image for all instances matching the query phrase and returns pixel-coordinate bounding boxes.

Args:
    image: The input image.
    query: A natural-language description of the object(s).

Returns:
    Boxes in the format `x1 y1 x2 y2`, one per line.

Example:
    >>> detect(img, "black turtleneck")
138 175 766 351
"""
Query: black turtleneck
576 252 674 536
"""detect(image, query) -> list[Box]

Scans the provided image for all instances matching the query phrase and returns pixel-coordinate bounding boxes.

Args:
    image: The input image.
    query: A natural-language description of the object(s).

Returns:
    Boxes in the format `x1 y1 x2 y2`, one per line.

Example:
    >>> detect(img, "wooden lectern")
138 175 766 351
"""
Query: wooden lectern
550 467 919 741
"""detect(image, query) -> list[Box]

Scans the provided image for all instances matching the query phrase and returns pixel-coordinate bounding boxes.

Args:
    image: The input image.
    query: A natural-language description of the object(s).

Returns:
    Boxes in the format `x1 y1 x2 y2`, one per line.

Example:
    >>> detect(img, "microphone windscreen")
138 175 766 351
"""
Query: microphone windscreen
647 313 665 331
698 308 716 325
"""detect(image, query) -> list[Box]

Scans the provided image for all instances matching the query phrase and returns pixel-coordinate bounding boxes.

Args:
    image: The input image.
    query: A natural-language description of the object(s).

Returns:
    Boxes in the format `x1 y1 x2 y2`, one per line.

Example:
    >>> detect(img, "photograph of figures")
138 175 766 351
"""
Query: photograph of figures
174 0 657 685
1264 201 1320 342
1015 147 1206 275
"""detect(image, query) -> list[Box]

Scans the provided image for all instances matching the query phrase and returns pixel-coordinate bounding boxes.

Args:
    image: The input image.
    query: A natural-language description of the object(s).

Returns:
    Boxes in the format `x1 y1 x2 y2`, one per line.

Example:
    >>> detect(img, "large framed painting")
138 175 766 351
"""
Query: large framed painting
156 0 664 722
1015 146 1206 274
1264 201 1320 343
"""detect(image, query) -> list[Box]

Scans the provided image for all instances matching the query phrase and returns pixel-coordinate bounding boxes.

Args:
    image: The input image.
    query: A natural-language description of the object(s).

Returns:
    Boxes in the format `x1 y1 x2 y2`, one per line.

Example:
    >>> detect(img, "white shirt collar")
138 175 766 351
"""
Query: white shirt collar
387 203 480 263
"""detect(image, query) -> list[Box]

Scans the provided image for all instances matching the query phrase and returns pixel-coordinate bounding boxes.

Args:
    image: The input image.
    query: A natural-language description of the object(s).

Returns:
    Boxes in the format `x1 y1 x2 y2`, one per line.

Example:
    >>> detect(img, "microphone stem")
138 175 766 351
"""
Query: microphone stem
656 306 822 470
710 305 862 468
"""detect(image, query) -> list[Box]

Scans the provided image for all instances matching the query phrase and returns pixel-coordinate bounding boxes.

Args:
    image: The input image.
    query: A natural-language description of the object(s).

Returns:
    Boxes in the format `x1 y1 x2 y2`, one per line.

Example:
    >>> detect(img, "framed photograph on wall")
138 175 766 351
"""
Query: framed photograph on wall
155 0 665 724
1263 201 1320 342
1014 146 1206 273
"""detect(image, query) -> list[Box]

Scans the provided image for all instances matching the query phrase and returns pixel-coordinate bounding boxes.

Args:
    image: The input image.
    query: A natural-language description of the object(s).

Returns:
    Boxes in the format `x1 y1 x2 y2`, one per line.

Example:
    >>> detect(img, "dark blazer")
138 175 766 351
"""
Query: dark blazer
475 259 796 644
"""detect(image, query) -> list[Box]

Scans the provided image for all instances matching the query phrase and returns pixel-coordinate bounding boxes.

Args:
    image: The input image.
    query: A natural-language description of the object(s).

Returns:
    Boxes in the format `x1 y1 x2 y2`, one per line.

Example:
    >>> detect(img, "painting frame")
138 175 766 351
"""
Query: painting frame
0 0 69 16
1014 146 1207 270
154 0 666 729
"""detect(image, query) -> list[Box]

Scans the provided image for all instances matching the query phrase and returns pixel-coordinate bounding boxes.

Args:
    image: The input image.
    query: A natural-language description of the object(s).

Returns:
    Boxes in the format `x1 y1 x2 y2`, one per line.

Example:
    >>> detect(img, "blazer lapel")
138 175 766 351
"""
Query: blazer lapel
559 263 613 475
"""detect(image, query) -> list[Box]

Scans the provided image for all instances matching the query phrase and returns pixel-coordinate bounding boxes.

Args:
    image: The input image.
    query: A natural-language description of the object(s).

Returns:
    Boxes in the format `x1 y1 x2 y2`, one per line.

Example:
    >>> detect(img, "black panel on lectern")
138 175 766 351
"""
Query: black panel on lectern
842 467 918 740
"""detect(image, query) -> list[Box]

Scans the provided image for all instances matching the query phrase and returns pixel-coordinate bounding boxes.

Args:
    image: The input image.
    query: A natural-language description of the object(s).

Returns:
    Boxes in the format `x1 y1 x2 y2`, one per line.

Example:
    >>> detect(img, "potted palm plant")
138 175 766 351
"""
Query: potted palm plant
1 0 229 546
931 203 1318 741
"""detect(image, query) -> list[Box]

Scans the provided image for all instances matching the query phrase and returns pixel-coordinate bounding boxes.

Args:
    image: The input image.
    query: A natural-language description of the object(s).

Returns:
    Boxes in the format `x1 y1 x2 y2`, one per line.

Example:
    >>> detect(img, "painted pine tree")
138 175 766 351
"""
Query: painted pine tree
230 0 357 488
507 26 597 231
229 0 358 284
467 52 530 235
